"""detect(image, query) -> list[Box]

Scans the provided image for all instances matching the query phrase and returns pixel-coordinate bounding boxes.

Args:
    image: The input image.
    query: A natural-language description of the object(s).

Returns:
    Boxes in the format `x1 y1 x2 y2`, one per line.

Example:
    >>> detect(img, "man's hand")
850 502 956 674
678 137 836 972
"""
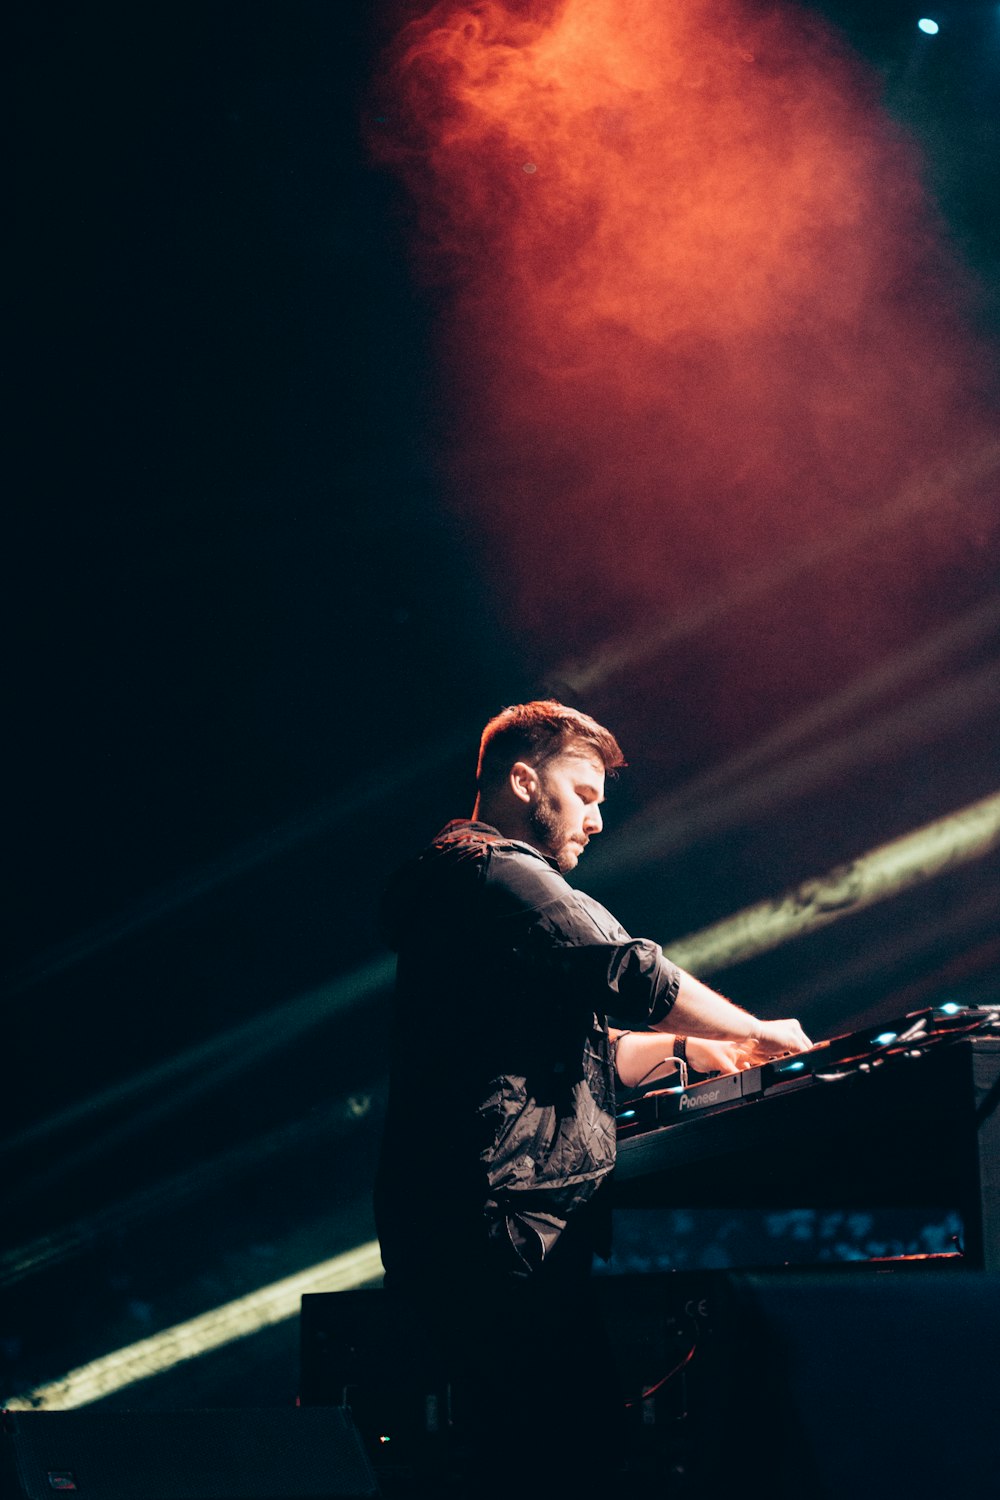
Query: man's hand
686 1029 812 1075
664 969 813 1059
685 1038 750 1075
737 1018 813 1064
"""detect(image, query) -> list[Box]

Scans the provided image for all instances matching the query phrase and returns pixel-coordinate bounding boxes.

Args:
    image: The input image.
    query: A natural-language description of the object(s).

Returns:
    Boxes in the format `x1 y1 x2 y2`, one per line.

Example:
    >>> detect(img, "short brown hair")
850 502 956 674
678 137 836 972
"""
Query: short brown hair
476 700 625 791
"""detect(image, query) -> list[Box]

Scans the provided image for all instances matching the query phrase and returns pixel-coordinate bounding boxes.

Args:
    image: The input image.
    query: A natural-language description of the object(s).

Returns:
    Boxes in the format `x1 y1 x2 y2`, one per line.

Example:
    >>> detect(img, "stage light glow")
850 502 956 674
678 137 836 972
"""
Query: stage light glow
873 1032 898 1045
373 0 997 669
918 19 940 35
4 1240 384 1411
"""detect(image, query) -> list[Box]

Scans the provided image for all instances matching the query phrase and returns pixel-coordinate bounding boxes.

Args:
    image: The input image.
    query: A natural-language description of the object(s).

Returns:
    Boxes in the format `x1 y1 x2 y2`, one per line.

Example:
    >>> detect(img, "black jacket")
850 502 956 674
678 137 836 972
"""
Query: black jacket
374 819 680 1283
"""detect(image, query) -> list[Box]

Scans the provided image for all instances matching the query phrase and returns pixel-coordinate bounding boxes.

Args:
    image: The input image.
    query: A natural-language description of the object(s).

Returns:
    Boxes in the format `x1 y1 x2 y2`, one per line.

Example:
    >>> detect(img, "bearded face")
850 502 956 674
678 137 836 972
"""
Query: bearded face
525 748 605 872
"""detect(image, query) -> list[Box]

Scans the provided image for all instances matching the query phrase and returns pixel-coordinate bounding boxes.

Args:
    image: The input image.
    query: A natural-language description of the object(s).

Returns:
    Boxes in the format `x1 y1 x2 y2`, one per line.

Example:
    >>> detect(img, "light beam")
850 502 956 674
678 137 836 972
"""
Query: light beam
4 1241 384 1411
666 790 1000 975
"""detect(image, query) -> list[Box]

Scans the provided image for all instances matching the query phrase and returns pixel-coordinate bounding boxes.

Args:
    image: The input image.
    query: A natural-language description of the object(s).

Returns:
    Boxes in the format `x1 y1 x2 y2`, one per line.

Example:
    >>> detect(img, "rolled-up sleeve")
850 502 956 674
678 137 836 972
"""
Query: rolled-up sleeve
481 845 680 1027
536 936 680 1026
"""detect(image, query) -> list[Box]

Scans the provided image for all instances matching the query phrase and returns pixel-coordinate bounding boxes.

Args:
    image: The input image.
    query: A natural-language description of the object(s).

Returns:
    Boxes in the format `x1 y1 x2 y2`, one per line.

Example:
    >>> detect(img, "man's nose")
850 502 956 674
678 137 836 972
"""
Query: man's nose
584 805 603 835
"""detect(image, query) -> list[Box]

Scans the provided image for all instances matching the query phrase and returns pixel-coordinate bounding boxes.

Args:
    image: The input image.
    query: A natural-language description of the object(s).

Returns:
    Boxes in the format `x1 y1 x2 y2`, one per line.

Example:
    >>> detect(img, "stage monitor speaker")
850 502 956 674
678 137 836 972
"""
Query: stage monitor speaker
301 1272 1000 1498
730 1271 1000 1500
0 1407 379 1500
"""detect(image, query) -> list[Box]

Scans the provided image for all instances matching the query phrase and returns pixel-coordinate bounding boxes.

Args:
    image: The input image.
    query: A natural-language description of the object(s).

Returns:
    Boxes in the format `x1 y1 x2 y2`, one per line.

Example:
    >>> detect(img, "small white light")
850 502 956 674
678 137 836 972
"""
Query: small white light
619 1109 636 1119
873 1031 898 1046
938 1002 962 1015
917 18 940 35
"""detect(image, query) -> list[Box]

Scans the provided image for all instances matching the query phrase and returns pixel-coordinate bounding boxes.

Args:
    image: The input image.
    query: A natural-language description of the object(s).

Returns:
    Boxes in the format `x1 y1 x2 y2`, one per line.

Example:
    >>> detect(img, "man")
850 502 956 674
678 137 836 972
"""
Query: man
374 701 811 1493
376 698 810 1286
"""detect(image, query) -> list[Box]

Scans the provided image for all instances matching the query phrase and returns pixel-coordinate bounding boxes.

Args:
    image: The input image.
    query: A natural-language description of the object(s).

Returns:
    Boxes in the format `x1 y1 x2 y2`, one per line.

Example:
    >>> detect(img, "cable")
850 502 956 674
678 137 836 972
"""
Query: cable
623 1334 699 1408
630 1056 689 1092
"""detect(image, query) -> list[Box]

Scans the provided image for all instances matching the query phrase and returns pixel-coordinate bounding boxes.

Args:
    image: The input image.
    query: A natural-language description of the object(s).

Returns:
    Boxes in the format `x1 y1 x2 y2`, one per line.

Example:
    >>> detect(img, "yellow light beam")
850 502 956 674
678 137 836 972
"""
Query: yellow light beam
665 789 1000 977
4 1240 384 1412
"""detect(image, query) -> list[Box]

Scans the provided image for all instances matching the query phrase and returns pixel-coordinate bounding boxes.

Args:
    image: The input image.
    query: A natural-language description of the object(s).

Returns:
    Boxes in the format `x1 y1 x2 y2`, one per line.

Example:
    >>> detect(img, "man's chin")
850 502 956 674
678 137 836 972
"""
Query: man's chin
557 846 580 872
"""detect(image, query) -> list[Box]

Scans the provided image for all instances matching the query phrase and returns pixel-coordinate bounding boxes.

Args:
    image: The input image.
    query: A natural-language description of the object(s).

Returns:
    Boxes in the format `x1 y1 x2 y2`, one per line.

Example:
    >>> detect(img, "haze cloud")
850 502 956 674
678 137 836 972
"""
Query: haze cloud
372 0 997 679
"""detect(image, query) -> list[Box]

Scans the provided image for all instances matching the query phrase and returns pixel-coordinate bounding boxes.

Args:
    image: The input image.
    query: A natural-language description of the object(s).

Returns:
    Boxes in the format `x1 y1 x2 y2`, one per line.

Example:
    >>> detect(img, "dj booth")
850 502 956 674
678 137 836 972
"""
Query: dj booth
293 1004 1000 1496
614 1003 1000 1269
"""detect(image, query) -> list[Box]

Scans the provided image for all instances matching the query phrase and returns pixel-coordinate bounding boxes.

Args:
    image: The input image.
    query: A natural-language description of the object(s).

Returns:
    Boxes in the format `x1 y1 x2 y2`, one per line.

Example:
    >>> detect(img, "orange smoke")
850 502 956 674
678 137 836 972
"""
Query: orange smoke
371 0 997 670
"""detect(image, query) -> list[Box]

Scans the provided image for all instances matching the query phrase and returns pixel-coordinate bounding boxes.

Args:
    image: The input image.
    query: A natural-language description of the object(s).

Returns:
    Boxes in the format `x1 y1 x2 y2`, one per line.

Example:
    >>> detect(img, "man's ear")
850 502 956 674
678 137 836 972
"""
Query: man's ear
509 760 538 805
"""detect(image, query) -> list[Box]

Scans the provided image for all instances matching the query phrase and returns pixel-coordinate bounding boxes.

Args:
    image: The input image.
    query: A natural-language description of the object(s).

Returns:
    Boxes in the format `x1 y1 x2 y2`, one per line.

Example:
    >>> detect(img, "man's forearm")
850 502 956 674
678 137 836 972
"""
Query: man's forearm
654 967 757 1041
655 966 813 1056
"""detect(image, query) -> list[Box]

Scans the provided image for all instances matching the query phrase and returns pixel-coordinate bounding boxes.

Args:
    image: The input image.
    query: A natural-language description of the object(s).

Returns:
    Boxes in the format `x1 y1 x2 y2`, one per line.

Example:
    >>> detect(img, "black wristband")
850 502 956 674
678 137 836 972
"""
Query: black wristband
675 1038 721 1084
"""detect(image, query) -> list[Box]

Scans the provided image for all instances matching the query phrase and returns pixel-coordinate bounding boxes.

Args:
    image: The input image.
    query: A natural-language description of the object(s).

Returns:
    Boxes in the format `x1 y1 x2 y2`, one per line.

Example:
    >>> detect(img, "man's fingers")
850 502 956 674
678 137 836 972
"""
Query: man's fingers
742 1021 813 1062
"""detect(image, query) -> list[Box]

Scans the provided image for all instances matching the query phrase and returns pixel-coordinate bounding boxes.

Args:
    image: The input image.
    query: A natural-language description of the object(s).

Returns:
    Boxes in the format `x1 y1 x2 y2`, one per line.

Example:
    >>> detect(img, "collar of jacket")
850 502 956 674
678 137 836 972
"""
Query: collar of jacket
433 818 562 872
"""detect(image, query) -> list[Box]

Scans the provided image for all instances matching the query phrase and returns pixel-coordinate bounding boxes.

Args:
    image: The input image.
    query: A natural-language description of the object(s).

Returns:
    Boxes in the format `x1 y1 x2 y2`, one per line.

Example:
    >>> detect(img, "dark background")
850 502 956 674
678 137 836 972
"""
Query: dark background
5 0 999 1408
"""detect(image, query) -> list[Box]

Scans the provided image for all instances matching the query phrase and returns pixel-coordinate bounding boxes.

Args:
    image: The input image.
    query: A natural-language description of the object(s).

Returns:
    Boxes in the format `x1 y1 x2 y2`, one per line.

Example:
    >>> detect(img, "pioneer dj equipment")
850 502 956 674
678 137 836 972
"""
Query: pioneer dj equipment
614 1002 1000 1268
